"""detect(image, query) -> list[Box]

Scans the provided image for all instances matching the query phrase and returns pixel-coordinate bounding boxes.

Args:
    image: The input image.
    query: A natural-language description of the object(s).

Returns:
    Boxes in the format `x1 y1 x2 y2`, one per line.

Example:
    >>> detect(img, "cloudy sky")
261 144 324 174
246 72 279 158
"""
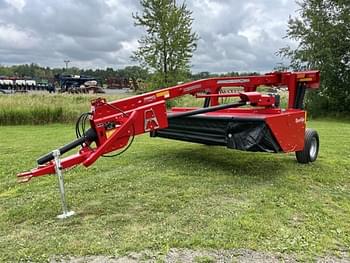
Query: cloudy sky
0 0 298 73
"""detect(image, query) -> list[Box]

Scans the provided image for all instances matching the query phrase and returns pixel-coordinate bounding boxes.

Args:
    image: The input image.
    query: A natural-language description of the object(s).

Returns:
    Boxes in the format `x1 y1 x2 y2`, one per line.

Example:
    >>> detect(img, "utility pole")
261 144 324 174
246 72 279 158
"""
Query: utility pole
64 60 71 71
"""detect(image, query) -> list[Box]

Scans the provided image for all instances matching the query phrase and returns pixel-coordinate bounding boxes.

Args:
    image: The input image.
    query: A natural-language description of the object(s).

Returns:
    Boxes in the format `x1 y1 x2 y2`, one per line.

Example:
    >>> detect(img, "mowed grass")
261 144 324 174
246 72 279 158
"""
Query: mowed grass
0 120 350 261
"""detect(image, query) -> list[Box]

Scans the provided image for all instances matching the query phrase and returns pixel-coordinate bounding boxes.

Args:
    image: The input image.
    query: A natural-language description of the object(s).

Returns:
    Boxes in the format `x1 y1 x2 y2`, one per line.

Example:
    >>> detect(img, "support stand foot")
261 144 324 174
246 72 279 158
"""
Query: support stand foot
53 149 75 219
57 210 76 219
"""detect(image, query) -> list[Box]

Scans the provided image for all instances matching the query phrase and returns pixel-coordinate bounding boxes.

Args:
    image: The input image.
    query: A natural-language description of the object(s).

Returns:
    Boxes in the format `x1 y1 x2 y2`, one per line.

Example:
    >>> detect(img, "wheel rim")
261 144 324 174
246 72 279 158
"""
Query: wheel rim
309 137 318 159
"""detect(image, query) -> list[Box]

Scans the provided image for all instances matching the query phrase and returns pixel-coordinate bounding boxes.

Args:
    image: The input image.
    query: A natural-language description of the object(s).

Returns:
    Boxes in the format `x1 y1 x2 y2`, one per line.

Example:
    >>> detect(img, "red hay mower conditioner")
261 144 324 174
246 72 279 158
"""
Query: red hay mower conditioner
17 70 320 217
18 70 320 183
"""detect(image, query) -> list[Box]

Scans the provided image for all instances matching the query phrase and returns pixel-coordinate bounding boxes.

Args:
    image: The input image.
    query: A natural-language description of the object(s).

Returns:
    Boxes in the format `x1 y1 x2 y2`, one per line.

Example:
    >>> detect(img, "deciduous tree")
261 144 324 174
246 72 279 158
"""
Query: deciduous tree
279 0 350 113
133 0 198 88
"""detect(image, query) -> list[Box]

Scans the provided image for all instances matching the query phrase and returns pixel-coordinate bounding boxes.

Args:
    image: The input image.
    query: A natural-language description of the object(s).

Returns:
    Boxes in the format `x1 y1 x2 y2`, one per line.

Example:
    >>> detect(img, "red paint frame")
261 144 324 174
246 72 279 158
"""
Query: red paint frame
17 71 320 182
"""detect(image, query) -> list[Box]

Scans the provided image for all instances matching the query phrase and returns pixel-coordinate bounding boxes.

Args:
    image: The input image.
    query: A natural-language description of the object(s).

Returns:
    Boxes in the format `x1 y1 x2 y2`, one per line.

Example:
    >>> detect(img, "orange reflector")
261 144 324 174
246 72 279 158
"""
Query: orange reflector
300 78 313 82
156 91 170 98
305 111 307 123
106 129 115 139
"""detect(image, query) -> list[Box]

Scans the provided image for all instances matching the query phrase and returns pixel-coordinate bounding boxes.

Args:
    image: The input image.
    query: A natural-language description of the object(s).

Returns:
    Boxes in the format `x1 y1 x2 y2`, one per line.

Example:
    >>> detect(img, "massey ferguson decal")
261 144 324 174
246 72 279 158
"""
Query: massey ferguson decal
143 95 156 103
217 79 250 84
295 117 305 124
183 84 201 93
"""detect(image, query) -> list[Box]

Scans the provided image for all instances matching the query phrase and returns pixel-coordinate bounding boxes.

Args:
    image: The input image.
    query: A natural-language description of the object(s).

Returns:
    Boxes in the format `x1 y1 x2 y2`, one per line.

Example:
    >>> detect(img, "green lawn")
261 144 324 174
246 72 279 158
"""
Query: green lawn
0 120 349 261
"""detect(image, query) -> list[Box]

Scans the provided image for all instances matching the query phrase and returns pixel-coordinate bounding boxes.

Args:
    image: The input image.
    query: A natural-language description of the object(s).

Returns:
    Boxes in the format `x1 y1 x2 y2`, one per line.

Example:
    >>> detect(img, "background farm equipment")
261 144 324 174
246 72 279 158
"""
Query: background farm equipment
54 74 105 94
106 77 130 89
106 76 145 91
0 76 52 93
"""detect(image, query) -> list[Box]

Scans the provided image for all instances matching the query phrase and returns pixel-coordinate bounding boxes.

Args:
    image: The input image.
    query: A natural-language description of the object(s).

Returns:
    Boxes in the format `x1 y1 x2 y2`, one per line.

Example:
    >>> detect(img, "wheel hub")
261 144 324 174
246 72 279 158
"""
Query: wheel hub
309 137 318 159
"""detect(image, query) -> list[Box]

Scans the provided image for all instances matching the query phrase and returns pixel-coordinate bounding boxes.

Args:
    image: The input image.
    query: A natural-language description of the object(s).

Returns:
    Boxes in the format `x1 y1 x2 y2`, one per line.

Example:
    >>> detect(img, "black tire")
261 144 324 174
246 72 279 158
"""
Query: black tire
296 128 319 163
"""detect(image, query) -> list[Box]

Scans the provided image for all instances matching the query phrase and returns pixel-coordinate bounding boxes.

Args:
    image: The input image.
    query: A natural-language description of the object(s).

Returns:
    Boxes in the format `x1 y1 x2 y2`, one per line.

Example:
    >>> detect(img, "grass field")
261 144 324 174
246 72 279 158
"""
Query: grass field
0 93 206 125
0 93 130 125
0 119 349 261
0 88 288 126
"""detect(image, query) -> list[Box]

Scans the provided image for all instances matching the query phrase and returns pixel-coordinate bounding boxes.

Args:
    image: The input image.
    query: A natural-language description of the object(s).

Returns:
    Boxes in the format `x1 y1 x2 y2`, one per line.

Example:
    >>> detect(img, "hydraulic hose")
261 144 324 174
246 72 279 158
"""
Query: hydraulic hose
37 128 97 165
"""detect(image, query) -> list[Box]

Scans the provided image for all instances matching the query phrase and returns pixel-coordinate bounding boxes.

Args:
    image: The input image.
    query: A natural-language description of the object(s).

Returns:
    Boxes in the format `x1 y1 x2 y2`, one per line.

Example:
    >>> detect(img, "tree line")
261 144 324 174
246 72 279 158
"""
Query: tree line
0 64 149 84
0 63 258 87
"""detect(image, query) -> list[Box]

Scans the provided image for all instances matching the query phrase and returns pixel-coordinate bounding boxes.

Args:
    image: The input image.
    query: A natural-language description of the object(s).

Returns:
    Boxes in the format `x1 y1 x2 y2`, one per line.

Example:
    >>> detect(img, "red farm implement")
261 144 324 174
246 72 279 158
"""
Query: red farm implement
17 70 320 217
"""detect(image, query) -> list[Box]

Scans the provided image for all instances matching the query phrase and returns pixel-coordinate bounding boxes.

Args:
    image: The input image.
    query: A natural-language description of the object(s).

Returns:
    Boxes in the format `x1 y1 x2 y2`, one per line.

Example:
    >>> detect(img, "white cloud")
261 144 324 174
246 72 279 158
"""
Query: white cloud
5 0 26 12
0 24 38 49
0 0 298 72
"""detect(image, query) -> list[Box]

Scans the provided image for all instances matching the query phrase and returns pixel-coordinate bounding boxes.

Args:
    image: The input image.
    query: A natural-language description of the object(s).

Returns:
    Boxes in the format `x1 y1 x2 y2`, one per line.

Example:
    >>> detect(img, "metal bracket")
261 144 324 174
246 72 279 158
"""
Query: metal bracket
144 108 160 132
52 149 75 219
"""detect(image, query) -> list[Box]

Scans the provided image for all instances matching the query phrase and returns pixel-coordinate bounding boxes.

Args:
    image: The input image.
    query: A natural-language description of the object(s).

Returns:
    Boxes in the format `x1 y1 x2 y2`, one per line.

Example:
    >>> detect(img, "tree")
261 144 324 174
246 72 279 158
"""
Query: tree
133 0 198 88
116 66 149 80
279 0 350 113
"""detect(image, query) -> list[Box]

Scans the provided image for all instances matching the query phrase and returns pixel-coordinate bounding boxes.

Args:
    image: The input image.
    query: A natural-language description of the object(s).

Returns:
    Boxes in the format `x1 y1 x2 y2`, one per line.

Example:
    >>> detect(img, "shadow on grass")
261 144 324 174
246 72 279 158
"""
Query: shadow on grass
145 143 290 183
